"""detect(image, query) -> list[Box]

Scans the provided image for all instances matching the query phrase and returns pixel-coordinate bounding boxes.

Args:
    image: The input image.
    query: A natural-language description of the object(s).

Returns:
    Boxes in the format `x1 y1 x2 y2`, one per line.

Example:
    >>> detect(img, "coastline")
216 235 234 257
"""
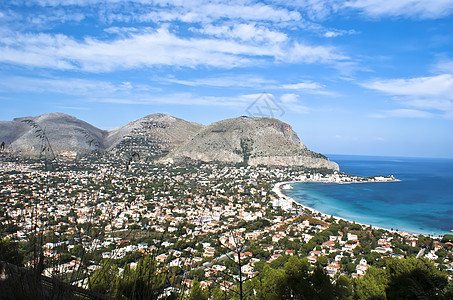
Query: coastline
272 180 428 238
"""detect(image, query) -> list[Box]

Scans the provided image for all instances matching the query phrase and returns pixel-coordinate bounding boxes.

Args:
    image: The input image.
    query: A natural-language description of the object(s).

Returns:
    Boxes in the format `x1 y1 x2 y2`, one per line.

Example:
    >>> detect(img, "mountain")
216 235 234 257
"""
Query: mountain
0 113 338 170
0 113 105 158
164 116 339 170
105 113 204 159
0 113 204 160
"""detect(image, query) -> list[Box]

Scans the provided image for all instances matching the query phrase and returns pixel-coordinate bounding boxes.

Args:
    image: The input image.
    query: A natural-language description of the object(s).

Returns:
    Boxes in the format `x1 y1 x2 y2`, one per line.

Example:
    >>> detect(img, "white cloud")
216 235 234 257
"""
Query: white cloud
280 93 309 113
363 74 453 118
281 0 453 19
281 81 339 96
371 109 433 118
432 58 453 74
323 29 357 38
28 0 301 27
92 92 265 108
0 74 271 108
0 76 154 96
162 75 339 97
0 27 346 72
362 74 453 98
345 0 453 19
324 31 340 38
196 23 288 44
283 42 348 63
282 82 323 90
163 75 276 88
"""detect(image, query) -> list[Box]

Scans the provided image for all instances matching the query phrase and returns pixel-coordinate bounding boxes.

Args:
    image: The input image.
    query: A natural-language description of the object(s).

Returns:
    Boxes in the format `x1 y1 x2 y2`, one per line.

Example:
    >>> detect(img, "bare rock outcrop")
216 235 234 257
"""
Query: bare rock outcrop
165 116 339 170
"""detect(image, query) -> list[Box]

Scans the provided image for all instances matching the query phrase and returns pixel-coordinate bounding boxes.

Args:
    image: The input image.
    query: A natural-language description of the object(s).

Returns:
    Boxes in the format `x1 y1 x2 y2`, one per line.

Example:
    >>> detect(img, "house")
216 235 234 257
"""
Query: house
326 262 341 277
156 253 167 263
356 258 368 276
307 255 317 264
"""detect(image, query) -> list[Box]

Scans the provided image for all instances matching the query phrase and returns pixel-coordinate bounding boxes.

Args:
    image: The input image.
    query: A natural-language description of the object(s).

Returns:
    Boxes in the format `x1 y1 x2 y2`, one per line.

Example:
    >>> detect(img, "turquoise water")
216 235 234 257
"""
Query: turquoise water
283 155 453 236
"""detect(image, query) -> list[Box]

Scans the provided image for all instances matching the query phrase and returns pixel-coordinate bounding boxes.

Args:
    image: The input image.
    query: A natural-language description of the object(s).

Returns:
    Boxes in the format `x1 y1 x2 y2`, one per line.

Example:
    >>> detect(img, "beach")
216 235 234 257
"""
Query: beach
272 180 422 238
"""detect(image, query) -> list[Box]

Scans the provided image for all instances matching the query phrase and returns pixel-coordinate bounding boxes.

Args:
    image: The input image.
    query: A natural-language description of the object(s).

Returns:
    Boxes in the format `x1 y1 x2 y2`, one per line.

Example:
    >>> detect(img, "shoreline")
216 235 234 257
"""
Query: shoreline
272 180 441 238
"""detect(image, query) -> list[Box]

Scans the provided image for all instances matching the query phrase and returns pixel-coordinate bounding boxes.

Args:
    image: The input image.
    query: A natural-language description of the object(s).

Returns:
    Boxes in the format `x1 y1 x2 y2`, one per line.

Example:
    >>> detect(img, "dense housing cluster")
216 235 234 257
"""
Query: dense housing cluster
0 155 452 299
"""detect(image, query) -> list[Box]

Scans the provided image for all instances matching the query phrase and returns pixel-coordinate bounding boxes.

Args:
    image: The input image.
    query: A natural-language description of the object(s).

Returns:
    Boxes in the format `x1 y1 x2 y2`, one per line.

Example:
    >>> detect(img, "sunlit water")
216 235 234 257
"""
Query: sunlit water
282 155 453 236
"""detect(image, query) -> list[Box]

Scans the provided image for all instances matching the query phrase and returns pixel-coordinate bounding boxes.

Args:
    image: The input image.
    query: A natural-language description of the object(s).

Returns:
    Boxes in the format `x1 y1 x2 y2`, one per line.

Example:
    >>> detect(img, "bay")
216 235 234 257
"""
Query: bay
282 155 453 236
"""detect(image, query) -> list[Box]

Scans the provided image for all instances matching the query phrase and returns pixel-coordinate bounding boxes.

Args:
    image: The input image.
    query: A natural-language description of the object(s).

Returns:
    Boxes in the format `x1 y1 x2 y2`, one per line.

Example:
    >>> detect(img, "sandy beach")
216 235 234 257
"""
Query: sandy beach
272 180 421 238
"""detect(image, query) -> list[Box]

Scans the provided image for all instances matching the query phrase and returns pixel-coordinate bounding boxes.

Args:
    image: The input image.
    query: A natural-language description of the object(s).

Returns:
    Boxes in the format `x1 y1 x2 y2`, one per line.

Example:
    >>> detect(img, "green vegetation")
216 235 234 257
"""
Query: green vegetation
90 255 166 299
0 238 24 265
355 257 452 300
248 256 348 300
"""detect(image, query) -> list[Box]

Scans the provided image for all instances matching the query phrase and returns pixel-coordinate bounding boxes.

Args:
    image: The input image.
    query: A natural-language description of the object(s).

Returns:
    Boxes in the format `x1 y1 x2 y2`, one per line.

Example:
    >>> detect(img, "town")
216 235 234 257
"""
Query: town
1 154 452 299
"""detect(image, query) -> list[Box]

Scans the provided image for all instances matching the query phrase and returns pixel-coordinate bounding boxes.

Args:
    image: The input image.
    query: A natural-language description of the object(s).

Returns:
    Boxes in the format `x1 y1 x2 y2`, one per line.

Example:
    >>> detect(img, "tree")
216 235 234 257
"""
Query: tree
89 261 120 296
334 275 353 300
310 265 334 299
218 230 253 300
0 238 24 265
188 280 208 300
316 255 329 267
385 257 448 299
354 257 450 300
283 256 312 298
354 267 388 300
251 265 287 300
89 256 165 299
251 256 336 300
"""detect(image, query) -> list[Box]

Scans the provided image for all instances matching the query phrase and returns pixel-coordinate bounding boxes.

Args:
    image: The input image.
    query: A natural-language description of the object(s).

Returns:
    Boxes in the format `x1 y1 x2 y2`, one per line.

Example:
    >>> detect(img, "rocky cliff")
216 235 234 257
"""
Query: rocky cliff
164 116 339 170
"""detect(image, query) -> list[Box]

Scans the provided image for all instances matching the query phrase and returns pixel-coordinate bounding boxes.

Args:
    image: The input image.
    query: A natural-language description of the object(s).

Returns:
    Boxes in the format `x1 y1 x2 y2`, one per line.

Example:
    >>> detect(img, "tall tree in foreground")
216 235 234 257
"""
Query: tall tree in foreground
89 255 166 299
249 256 341 300
355 257 452 300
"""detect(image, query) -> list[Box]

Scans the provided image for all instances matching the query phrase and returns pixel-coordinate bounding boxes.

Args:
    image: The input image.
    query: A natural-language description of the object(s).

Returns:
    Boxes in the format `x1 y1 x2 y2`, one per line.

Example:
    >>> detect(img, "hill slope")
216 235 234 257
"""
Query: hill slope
0 113 338 170
164 116 339 170
105 113 204 160
0 113 204 160
0 113 106 157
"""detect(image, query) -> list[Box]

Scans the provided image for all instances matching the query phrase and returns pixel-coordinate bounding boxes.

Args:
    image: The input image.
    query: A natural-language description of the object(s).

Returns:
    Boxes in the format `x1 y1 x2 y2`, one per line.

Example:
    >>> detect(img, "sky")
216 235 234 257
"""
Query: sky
1 0 453 158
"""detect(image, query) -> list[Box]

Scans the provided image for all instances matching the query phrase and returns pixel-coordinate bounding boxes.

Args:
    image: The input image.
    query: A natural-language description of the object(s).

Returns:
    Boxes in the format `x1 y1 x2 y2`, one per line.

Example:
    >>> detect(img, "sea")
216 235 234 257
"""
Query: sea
282 155 453 236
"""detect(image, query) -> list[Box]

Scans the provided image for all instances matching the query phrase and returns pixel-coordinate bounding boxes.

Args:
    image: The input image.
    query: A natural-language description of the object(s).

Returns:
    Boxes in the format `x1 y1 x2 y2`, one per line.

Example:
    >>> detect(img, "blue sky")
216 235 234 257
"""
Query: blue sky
1 0 453 158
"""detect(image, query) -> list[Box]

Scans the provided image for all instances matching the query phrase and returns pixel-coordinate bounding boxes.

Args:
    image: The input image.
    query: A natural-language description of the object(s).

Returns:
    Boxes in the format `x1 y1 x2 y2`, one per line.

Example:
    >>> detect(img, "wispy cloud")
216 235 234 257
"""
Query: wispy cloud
193 23 288 44
345 0 453 19
91 92 265 108
161 75 339 96
432 57 453 74
281 81 339 96
362 74 453 98
280 93 310 114
371 108 434 118
0 76 141 95
0 75 275 109
362 74 453 118
0 26 347 72
279 0 453 20
29 1 302 23
163 75 276 88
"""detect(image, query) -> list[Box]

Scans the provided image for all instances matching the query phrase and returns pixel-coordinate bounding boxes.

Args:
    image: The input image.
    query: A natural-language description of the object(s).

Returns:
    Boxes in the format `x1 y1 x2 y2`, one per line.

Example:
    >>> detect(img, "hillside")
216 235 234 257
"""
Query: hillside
0 113 338 170
105 113 204 160
164 116 339 170
0 113 106 158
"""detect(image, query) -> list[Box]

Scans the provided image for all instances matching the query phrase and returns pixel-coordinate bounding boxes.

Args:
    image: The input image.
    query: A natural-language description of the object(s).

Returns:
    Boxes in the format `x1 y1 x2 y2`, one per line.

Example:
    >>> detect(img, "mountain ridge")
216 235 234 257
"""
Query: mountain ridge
0 113 338 170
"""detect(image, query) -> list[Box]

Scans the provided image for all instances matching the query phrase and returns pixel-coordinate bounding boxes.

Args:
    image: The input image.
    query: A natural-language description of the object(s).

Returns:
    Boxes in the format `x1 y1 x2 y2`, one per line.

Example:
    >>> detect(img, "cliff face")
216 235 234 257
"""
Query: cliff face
164 116 339 170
